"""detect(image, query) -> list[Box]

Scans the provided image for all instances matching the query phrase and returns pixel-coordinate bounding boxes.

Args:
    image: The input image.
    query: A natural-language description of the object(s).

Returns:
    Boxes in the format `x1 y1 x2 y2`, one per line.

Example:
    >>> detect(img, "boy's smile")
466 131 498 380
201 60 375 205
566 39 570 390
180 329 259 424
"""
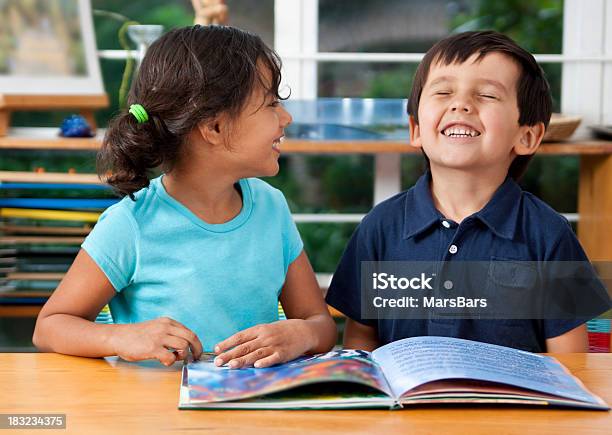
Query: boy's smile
410 52 534 176
440 120 481 142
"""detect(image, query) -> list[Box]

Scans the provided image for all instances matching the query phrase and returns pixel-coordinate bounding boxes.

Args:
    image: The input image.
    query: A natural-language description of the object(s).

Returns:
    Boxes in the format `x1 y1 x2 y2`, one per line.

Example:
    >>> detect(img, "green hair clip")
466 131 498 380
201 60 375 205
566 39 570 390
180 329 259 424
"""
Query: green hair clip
129 104 149 123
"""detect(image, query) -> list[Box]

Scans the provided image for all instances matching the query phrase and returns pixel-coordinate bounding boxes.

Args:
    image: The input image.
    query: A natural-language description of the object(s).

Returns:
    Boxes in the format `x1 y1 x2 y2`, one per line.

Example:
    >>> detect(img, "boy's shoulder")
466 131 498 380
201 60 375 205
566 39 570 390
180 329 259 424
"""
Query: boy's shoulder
518 190 573 238
363 189 409 226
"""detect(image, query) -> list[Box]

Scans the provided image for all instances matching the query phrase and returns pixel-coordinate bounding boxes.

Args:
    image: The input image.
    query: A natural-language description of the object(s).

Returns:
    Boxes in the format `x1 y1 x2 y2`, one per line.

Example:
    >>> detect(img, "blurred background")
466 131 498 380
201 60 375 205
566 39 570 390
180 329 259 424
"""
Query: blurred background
5 0 570 274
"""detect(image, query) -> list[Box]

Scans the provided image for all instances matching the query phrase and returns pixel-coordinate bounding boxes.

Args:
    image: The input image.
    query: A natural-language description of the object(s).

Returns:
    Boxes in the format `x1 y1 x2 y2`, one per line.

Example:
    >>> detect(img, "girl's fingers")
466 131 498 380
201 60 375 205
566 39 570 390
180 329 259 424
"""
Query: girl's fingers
253 351 282 368
162 336 190 355
214 327 259 355
214 337 261 366
227 347 274 369
168 325 204 359
155 349 178 367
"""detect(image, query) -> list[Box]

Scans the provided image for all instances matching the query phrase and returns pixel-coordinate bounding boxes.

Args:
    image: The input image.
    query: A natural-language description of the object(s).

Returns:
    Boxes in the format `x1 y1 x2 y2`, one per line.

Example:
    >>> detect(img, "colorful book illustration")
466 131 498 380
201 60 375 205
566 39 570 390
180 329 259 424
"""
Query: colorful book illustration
179 336 610 410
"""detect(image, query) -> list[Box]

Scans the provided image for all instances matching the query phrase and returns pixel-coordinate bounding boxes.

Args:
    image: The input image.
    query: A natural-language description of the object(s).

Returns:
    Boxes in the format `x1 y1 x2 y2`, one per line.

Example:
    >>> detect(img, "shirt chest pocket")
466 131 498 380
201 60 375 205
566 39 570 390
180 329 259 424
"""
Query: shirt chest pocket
486 257 539 318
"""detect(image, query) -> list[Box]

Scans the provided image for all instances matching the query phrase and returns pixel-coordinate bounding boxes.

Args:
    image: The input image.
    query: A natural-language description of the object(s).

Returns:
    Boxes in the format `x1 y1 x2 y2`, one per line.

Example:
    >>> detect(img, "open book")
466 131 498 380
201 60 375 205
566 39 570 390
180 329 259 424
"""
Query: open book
179 336 609 410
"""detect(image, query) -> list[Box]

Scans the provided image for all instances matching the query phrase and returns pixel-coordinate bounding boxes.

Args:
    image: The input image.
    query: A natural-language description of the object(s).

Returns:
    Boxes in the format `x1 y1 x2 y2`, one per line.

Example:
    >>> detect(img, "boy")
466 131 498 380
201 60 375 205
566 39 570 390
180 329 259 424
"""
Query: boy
326 31 610 353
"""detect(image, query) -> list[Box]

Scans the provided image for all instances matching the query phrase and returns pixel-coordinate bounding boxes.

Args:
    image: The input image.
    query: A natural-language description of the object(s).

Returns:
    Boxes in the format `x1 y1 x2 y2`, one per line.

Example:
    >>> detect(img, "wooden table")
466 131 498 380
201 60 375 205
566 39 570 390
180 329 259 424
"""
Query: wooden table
0 353 610 434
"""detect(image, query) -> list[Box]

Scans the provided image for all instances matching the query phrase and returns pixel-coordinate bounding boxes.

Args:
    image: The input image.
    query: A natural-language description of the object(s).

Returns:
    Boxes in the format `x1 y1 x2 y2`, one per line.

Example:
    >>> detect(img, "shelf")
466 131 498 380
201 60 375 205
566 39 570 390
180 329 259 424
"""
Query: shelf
0 171 102 184
0 236 85 245
1 128 612 154
0 128 102 150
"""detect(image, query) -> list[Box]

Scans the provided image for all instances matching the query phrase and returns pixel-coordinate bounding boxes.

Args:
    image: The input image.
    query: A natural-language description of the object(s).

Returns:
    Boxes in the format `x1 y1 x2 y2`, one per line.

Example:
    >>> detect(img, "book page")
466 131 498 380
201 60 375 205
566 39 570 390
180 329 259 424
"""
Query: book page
186 349 393 403
372 336 601 404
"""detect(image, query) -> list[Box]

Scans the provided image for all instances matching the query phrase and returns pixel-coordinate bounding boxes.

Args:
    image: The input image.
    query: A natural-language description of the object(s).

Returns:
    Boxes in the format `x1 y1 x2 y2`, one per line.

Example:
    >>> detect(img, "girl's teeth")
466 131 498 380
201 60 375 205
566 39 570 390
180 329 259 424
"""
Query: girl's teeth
272 136 284 149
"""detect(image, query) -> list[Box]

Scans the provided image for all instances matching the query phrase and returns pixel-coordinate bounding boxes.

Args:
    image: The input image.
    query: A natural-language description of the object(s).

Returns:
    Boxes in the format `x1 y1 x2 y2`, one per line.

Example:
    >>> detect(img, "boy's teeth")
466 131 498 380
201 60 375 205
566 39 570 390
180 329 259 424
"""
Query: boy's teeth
443 126 479 137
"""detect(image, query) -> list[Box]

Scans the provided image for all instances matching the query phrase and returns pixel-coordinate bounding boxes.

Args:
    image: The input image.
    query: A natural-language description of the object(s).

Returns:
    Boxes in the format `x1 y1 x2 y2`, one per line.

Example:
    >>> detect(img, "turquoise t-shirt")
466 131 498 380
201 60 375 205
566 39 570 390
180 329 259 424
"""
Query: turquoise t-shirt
82 175 303 351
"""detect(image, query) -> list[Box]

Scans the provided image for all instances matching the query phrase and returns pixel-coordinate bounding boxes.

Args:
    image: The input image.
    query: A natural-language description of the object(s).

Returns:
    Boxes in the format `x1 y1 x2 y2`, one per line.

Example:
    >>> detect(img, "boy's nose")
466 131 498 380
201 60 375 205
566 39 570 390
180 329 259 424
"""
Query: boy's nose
450 98 473 113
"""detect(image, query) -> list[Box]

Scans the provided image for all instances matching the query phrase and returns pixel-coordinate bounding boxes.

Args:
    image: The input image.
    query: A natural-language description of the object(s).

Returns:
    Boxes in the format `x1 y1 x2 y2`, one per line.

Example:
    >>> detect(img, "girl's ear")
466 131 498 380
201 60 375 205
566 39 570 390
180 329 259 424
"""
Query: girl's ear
196 118 224 146
514 122 545 156
409 115 422 149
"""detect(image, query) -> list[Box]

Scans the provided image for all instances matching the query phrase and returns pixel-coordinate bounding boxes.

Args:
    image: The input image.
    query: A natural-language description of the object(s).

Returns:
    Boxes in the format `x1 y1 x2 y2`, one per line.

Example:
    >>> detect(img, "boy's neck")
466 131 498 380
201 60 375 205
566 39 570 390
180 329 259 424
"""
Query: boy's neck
428 166 508 223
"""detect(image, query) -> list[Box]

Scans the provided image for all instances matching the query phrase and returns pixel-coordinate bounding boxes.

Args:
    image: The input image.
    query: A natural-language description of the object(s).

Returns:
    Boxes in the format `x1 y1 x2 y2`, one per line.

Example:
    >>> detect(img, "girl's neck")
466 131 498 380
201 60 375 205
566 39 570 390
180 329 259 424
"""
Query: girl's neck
429 166 507 224
162 167 243 225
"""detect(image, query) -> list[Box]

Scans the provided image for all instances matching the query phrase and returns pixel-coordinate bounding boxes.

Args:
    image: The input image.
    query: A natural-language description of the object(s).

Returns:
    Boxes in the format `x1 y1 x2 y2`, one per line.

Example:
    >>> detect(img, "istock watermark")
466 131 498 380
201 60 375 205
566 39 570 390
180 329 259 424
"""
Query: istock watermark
360 261 612 320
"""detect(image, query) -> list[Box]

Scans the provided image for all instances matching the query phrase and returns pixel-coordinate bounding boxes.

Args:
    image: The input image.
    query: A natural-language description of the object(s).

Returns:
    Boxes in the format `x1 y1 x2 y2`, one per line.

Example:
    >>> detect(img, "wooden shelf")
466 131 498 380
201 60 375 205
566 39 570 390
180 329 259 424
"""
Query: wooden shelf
7 272 64 281
285 139 612 154
0 128 102 150
0 235 85 244
1 128 612 154
0 305 42 317
0 170 102 184
0 94 108 110
540 141 612 155
0 95 109 136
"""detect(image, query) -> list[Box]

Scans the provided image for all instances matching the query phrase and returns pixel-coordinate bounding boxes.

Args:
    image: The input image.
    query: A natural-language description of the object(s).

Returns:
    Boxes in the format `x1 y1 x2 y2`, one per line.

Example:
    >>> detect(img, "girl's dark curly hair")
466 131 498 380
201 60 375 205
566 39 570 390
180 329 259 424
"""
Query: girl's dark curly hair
98 25 284 199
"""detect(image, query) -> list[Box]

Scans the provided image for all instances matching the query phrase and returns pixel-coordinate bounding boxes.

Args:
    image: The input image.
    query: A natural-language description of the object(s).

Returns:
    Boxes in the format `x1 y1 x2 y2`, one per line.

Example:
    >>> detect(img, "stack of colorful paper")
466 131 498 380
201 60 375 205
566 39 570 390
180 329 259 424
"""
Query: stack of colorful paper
0 178 117 308
587 318 611 353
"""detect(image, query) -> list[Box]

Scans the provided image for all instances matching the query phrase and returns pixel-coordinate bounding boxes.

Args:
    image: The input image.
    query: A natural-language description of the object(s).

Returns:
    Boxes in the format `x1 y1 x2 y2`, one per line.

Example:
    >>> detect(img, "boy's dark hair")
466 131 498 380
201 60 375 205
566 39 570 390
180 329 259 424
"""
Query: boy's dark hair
407 30 552 180
99 25 284 198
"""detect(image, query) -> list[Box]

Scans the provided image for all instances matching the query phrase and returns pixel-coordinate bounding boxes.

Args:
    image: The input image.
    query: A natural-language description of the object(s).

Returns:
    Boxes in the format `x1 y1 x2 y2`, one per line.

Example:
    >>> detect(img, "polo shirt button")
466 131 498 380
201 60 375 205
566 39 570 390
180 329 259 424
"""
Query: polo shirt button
449 244 458 254
442 220 451 228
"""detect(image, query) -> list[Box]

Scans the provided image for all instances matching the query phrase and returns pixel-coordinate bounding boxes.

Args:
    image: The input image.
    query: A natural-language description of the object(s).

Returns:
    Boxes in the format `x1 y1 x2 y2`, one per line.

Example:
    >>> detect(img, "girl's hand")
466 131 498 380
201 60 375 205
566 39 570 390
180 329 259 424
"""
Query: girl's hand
111 317 203 366
213 319 317 369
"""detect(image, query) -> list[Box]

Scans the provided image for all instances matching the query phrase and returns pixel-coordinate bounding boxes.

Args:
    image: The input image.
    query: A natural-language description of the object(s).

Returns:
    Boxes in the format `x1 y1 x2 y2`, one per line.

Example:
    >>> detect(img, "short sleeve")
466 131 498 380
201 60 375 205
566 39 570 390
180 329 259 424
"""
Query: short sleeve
325 223 377 326
542 222 611 338
81 204 139 292
278 193 303 271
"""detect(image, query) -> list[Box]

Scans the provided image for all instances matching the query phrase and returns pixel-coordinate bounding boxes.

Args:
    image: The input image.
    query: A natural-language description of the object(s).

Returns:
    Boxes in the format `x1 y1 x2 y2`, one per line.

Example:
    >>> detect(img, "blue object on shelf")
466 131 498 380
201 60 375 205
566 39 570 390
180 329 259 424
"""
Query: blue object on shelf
59 114 94 138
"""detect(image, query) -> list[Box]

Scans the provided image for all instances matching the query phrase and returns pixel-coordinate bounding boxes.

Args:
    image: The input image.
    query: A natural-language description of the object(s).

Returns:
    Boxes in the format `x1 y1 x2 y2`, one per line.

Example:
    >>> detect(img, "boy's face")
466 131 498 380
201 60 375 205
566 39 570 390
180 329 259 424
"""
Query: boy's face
410 52 542 177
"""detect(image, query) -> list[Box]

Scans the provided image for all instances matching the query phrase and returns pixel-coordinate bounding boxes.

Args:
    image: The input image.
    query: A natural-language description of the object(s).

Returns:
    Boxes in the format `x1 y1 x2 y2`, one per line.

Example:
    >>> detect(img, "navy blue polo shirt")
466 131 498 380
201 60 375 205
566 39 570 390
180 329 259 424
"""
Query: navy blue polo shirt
326 172 609 352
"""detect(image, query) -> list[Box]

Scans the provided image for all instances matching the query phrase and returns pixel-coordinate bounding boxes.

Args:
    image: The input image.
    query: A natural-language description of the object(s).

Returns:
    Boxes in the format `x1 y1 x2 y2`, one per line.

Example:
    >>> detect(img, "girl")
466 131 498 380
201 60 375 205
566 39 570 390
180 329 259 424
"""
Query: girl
33 25 336 368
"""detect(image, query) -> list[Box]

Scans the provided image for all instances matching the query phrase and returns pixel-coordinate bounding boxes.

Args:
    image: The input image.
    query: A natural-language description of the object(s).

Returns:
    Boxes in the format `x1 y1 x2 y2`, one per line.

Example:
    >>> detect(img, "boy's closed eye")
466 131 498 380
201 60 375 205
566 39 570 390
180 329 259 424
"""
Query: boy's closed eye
431 89 452 97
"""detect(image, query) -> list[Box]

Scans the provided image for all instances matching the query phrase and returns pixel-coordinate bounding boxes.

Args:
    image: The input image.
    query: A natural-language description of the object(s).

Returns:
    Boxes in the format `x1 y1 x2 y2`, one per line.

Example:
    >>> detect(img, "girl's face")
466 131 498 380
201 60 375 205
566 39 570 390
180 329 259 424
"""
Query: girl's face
224 65 292 178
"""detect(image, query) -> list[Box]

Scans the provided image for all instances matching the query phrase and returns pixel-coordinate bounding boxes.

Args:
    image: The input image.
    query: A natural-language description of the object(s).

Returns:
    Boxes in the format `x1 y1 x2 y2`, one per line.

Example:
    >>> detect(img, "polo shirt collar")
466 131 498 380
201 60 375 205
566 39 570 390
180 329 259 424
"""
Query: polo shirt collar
403 172 521 240
474 176 521 240
403 172 443 239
